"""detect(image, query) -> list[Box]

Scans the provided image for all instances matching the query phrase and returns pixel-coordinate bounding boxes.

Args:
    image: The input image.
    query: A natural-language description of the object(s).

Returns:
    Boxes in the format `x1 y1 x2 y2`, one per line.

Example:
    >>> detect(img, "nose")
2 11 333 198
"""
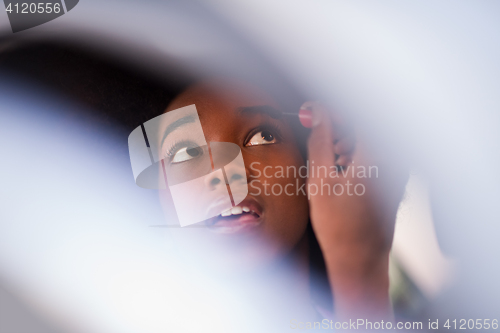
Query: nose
203 163 247 190
224 161 247 185
204 169 225 191
223 156 248 204
202 142 249 204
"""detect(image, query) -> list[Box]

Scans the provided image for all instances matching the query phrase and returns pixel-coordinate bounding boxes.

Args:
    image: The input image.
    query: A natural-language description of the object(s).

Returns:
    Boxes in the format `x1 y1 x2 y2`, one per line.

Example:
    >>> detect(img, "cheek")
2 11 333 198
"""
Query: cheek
249 149 309 250
266 176 309 247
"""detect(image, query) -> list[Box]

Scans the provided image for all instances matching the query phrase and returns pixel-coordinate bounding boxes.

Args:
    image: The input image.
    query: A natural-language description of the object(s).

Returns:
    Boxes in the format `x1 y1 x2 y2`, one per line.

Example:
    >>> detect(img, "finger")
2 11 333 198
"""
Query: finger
304 102 336 174
334 135 356 155
302 101 352 141
336 154 354 167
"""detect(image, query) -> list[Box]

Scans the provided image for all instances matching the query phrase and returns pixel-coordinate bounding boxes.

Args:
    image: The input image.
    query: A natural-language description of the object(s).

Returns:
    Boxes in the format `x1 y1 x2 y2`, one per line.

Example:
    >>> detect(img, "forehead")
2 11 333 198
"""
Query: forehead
165 78 280 117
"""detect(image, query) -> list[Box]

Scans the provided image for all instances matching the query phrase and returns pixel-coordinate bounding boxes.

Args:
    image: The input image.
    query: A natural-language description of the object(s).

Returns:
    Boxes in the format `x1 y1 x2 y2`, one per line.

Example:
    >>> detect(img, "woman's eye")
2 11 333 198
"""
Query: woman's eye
171 146 202 163
246 130 277 146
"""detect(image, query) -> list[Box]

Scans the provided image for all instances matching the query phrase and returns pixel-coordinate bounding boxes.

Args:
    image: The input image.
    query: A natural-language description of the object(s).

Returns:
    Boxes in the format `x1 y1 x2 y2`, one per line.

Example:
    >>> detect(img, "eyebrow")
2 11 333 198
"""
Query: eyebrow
160 114 196 147
237 105 283 119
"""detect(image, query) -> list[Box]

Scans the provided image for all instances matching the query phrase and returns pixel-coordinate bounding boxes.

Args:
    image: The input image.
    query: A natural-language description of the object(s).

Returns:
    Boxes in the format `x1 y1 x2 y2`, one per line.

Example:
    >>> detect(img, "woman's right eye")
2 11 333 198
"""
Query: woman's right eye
170 146 202 164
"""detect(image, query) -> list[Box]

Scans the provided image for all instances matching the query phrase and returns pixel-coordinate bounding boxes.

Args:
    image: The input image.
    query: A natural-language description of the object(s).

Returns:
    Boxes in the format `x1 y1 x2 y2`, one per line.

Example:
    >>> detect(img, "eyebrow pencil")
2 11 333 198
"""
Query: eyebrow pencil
281 108 313 128
238 105 314 128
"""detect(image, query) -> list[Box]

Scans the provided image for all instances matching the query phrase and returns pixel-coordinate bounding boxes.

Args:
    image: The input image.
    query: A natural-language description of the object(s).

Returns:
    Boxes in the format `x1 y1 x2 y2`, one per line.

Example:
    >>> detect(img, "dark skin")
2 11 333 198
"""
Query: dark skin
160 79 310 264
159 78 405 322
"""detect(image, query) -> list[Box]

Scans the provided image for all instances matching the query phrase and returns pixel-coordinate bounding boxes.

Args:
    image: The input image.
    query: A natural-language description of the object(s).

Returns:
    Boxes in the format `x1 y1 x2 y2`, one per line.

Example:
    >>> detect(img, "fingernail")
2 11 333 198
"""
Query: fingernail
311 107 322 127
298 108 313 128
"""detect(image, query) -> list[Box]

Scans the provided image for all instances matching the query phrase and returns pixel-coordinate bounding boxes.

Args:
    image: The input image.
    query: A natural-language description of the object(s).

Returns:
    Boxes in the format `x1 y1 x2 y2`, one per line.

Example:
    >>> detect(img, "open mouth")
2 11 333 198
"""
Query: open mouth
206 200 263 234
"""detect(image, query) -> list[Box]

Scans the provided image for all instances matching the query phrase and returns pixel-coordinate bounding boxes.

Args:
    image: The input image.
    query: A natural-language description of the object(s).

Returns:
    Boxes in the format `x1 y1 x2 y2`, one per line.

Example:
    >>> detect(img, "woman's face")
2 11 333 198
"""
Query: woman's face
159 78 309 265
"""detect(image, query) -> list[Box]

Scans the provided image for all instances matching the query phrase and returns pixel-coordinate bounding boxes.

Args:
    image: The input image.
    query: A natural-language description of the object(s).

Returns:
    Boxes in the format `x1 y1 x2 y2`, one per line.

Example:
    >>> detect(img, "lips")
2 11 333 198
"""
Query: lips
206 198 263 234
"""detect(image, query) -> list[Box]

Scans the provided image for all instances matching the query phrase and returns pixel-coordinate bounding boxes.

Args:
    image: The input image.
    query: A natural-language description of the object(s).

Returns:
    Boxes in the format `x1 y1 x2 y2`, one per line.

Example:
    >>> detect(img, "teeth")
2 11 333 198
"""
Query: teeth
220 206 252 217
231 206 243 215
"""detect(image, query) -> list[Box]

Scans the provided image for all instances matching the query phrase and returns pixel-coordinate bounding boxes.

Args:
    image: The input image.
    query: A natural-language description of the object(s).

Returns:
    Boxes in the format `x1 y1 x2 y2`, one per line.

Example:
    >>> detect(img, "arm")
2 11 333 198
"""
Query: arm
304 101 407 322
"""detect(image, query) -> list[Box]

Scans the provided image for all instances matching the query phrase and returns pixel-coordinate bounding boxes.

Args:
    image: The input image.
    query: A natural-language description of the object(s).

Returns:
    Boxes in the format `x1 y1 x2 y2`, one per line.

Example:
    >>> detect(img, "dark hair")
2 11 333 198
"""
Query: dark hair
0 42 188 132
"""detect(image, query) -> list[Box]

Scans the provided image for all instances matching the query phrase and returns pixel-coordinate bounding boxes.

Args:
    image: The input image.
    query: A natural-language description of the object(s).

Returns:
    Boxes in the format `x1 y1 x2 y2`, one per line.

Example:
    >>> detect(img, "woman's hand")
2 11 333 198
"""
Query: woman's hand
303 101 407 321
